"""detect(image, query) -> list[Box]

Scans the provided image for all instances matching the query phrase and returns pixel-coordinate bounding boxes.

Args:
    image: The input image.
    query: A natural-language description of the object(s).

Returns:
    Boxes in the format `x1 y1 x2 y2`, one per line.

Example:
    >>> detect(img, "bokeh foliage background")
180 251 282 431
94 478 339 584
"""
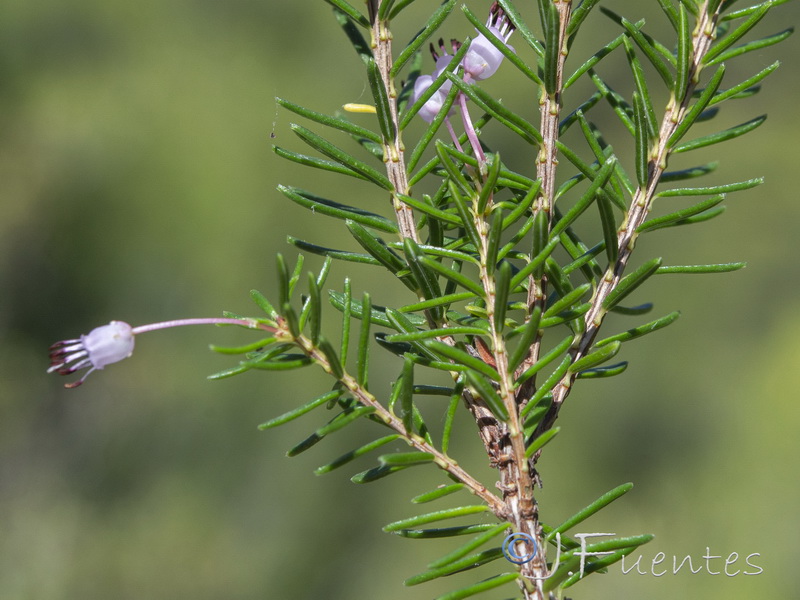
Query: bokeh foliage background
1 1 798 598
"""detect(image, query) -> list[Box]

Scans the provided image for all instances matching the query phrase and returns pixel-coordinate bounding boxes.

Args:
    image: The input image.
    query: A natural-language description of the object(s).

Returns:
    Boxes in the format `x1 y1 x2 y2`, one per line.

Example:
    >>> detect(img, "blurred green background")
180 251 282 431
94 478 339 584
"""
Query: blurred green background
2 1 799 598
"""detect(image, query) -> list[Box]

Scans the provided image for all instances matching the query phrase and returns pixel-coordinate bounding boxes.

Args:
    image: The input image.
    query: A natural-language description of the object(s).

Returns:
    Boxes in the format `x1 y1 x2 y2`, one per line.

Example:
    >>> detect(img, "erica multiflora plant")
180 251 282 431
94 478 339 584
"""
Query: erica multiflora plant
49 1 793 598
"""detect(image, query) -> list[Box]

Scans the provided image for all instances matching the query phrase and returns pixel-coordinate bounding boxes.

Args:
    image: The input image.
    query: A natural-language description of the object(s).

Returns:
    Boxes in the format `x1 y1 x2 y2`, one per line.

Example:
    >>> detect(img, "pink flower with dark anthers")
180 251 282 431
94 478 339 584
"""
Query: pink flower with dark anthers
410 39 459 123
48 321 135 388
410 4 515 125
48 317 265 388
431 38 461 84
461 2 516 82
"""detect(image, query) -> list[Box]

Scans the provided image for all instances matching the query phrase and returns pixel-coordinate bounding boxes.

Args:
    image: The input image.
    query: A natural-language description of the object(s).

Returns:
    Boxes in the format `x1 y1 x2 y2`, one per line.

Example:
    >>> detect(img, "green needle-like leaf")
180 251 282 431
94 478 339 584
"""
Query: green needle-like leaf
507 307 542 374
497 0 545 56
357 294 371 386
518 339 572 393
325 0 370 28
657 177 762 197
552 157 617 237
576 361 628 379
544 283 592 319
288 237 378 266
387 326 488 343
259 390 343 430
404 238 443 320
250 289 278 318
412 483 466 504
405 548 505 586
657 262 746 274
568 0 601 36
426 340 501 382
307 273 321 344
709 60 780 106
603 258 662 310
366 58 395 140
442 375 464 453
279 186 398 233
318 336 344 379
276 97 381 143
570 341 622 373
379 451 434 466
704 3 771 65
596 311 680 347
434 572 519 599
330 292 424 327
625 38 658 137
397 354 415 432
525 426 560 458
384 505 490 532
291 125 393 189
675 5 691 99
210 337 278 355
673 115 767 153
351 464 410 483
661 162 719 182
564 33 627 90
510 235 561 291
315 434 400 474
485 209 505 277
400 292 477 314
543 0 561 94
656 0 679 30
668 65 726 147
336 289 351 352
428 523 509 569
273 146 369 181
418 256 485 297
395 193 463 226
316 405 375 437
345 221 410 280
477 153 504 216
596 190 618 264
493 261 512 332
709 25 792 65
546 483 634 541
465 370 509 421
602 8 674 88
633 91 649 186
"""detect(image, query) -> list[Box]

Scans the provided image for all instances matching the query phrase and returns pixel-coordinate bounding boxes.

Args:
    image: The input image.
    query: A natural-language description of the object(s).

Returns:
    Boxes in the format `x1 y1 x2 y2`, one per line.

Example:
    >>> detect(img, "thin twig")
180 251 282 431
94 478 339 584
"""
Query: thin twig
369 0 419 242
289 324 506 515
537 1 723 436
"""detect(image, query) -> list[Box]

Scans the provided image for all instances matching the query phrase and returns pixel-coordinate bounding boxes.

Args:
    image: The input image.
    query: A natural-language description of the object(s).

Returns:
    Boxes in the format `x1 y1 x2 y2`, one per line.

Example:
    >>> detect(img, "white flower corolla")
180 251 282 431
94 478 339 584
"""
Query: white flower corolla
461 2 516 81
48 316 265 389
48 321 135 388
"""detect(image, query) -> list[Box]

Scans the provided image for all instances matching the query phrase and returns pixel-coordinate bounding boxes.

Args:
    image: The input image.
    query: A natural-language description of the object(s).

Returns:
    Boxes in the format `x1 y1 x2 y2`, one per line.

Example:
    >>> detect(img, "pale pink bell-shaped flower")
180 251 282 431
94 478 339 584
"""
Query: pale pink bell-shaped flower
411 75 449 123
462 2 516 81
48 321 135 388
410 39 459 123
